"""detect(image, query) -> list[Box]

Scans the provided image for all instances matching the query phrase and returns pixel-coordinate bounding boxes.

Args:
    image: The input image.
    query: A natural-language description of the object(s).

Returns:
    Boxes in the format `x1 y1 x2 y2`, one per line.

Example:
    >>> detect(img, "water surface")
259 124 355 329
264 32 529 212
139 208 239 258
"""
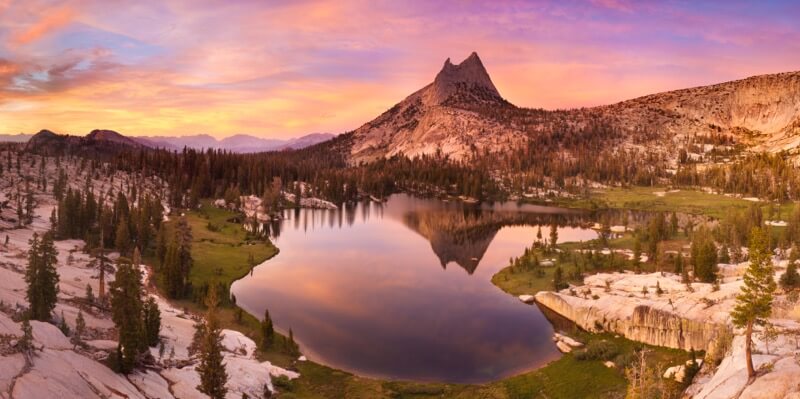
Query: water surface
232 194 597 383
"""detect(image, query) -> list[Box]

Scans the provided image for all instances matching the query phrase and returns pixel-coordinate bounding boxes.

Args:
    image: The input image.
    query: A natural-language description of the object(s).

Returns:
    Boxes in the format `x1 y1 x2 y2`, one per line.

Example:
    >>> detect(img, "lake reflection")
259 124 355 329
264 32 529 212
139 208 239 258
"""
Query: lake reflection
231 194 597 383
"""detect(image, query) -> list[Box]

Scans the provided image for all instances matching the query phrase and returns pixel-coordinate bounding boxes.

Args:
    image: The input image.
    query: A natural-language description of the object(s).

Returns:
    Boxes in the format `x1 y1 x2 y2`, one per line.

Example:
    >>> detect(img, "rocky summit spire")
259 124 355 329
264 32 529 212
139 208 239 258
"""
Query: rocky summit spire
425 52 502 106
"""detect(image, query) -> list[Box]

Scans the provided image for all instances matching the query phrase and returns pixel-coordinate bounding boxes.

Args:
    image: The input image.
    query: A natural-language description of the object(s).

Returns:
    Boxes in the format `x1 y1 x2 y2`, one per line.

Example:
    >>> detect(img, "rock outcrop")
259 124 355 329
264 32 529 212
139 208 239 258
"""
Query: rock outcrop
533 272 734 352
0 149 296 398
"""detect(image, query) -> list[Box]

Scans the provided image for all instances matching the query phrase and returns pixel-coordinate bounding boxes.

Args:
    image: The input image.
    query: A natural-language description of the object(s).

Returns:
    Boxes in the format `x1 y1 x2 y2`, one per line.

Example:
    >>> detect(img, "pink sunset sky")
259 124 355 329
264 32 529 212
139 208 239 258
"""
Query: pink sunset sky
1 0 799 138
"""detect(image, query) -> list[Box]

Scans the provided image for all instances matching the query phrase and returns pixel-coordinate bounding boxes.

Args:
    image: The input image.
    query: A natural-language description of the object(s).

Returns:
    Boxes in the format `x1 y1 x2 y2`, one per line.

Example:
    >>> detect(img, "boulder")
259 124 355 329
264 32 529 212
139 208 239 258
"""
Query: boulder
555 341 572 353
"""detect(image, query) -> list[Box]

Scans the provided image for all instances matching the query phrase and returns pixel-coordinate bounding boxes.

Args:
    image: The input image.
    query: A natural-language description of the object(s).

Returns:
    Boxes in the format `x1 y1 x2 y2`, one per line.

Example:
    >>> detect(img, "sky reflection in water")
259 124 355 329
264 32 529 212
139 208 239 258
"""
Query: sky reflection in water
231 195 597 383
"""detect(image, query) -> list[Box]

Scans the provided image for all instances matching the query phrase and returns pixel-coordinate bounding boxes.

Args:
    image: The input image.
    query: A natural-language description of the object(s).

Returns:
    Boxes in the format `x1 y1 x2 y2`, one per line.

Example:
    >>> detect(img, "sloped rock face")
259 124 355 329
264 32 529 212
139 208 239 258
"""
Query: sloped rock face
348 52 800 165
601 71 800 149
349 52 525 163
533 273 734 352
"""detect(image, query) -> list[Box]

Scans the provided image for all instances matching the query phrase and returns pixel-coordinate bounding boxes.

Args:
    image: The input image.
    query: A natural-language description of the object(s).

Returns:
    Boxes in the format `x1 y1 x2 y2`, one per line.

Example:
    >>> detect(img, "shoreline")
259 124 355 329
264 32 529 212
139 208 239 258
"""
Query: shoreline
193 198 679 398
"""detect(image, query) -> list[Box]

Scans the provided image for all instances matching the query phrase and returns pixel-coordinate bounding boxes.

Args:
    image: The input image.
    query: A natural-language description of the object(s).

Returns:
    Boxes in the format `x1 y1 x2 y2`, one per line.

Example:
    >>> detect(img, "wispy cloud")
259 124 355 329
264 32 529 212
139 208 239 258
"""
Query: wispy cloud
10 6 75 46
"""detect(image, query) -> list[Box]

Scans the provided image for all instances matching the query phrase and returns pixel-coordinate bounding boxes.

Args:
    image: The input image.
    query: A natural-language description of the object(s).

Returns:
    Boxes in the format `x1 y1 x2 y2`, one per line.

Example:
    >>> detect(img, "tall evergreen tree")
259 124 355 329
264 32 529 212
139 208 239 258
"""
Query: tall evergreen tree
72 311 86 349
162 219 193 298
552 266 567 291
780 261 800 290
163 240 182 298
196 285 228 399
632 235 642 273
260 308 274 349
143 297 162 347
731 228 777 379
25 233 59 321
24 182 35 225
109 259 145 373
691 229 718 283
115 216 131 256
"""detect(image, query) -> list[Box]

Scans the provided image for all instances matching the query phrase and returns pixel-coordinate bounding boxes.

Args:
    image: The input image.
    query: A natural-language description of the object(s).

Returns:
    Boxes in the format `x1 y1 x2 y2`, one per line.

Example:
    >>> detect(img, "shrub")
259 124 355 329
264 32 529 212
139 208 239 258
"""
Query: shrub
613 351 637 369
272 375 295 392
574 340 619 361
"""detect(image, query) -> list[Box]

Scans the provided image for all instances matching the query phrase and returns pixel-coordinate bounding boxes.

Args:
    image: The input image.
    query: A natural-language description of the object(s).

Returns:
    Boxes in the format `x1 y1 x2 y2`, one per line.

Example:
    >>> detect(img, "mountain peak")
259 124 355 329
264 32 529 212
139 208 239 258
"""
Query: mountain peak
427 52 502 106
86 129 143 147
34 129 58 138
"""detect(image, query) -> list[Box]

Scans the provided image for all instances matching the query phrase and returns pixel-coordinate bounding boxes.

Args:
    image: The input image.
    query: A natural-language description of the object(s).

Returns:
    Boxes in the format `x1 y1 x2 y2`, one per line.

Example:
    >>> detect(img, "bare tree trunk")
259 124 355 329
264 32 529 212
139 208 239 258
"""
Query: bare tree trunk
745 320 755 379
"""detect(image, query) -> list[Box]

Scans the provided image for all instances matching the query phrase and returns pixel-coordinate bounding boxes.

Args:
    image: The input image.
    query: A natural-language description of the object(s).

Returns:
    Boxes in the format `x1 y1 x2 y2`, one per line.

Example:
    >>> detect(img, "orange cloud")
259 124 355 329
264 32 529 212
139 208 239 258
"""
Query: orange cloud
1 1 799 138
0 59 19 76
11 6 75 46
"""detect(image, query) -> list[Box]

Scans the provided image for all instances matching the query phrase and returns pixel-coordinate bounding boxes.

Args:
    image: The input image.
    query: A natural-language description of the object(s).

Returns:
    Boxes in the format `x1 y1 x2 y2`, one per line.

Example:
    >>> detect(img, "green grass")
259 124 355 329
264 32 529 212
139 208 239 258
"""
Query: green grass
499 331 686 399
592 187 756 218
183 201 278 289
492 262 562 297
546 186 793 219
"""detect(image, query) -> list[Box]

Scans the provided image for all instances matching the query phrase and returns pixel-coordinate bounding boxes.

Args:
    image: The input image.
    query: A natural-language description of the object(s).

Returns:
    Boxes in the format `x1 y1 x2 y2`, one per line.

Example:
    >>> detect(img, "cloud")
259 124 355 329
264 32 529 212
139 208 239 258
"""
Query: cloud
589 0 634 13
10 6 75 46
0 0 799 137
0 59 18 76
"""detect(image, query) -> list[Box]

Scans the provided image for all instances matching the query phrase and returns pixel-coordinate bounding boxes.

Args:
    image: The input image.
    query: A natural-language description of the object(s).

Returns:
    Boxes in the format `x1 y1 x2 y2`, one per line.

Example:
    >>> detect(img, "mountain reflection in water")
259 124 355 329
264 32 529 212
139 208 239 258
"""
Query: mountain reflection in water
231 194 597 383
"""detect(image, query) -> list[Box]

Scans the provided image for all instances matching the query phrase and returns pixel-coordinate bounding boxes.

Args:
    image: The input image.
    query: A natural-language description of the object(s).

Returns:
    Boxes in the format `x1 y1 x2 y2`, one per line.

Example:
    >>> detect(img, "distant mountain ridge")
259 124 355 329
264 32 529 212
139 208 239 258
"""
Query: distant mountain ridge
136 132 334 152
13 131 335 154
0 133 33 143
23 129 146 156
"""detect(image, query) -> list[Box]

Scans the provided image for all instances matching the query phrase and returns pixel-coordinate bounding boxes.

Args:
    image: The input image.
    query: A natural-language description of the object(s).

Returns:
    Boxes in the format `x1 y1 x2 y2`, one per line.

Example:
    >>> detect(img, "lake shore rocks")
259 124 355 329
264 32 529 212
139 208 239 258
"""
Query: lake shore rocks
534 269 800 399
535 272 733 352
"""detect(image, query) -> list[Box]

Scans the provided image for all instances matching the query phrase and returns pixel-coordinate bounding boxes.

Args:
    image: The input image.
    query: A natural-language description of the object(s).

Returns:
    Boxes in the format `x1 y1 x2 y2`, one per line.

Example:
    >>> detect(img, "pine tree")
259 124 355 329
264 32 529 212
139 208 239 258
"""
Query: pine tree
143 297 162 347
288 328 299 356
58 310 70 335
109 259 145 373
24 183 35 225
25 233 60 321
632 235 642 273
196 285 228 399
553 266 567 291
115 216 131 256
19 318 34 356
85 283 94 304
261 308 274 349
780 261 800 290
549 223 558 251
691 229 718 283
72 311 86 349
91 230 108 303
731 227 777 379
161 219 193 299
670 212 679 237
789 243 800 267
163 240 182 298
